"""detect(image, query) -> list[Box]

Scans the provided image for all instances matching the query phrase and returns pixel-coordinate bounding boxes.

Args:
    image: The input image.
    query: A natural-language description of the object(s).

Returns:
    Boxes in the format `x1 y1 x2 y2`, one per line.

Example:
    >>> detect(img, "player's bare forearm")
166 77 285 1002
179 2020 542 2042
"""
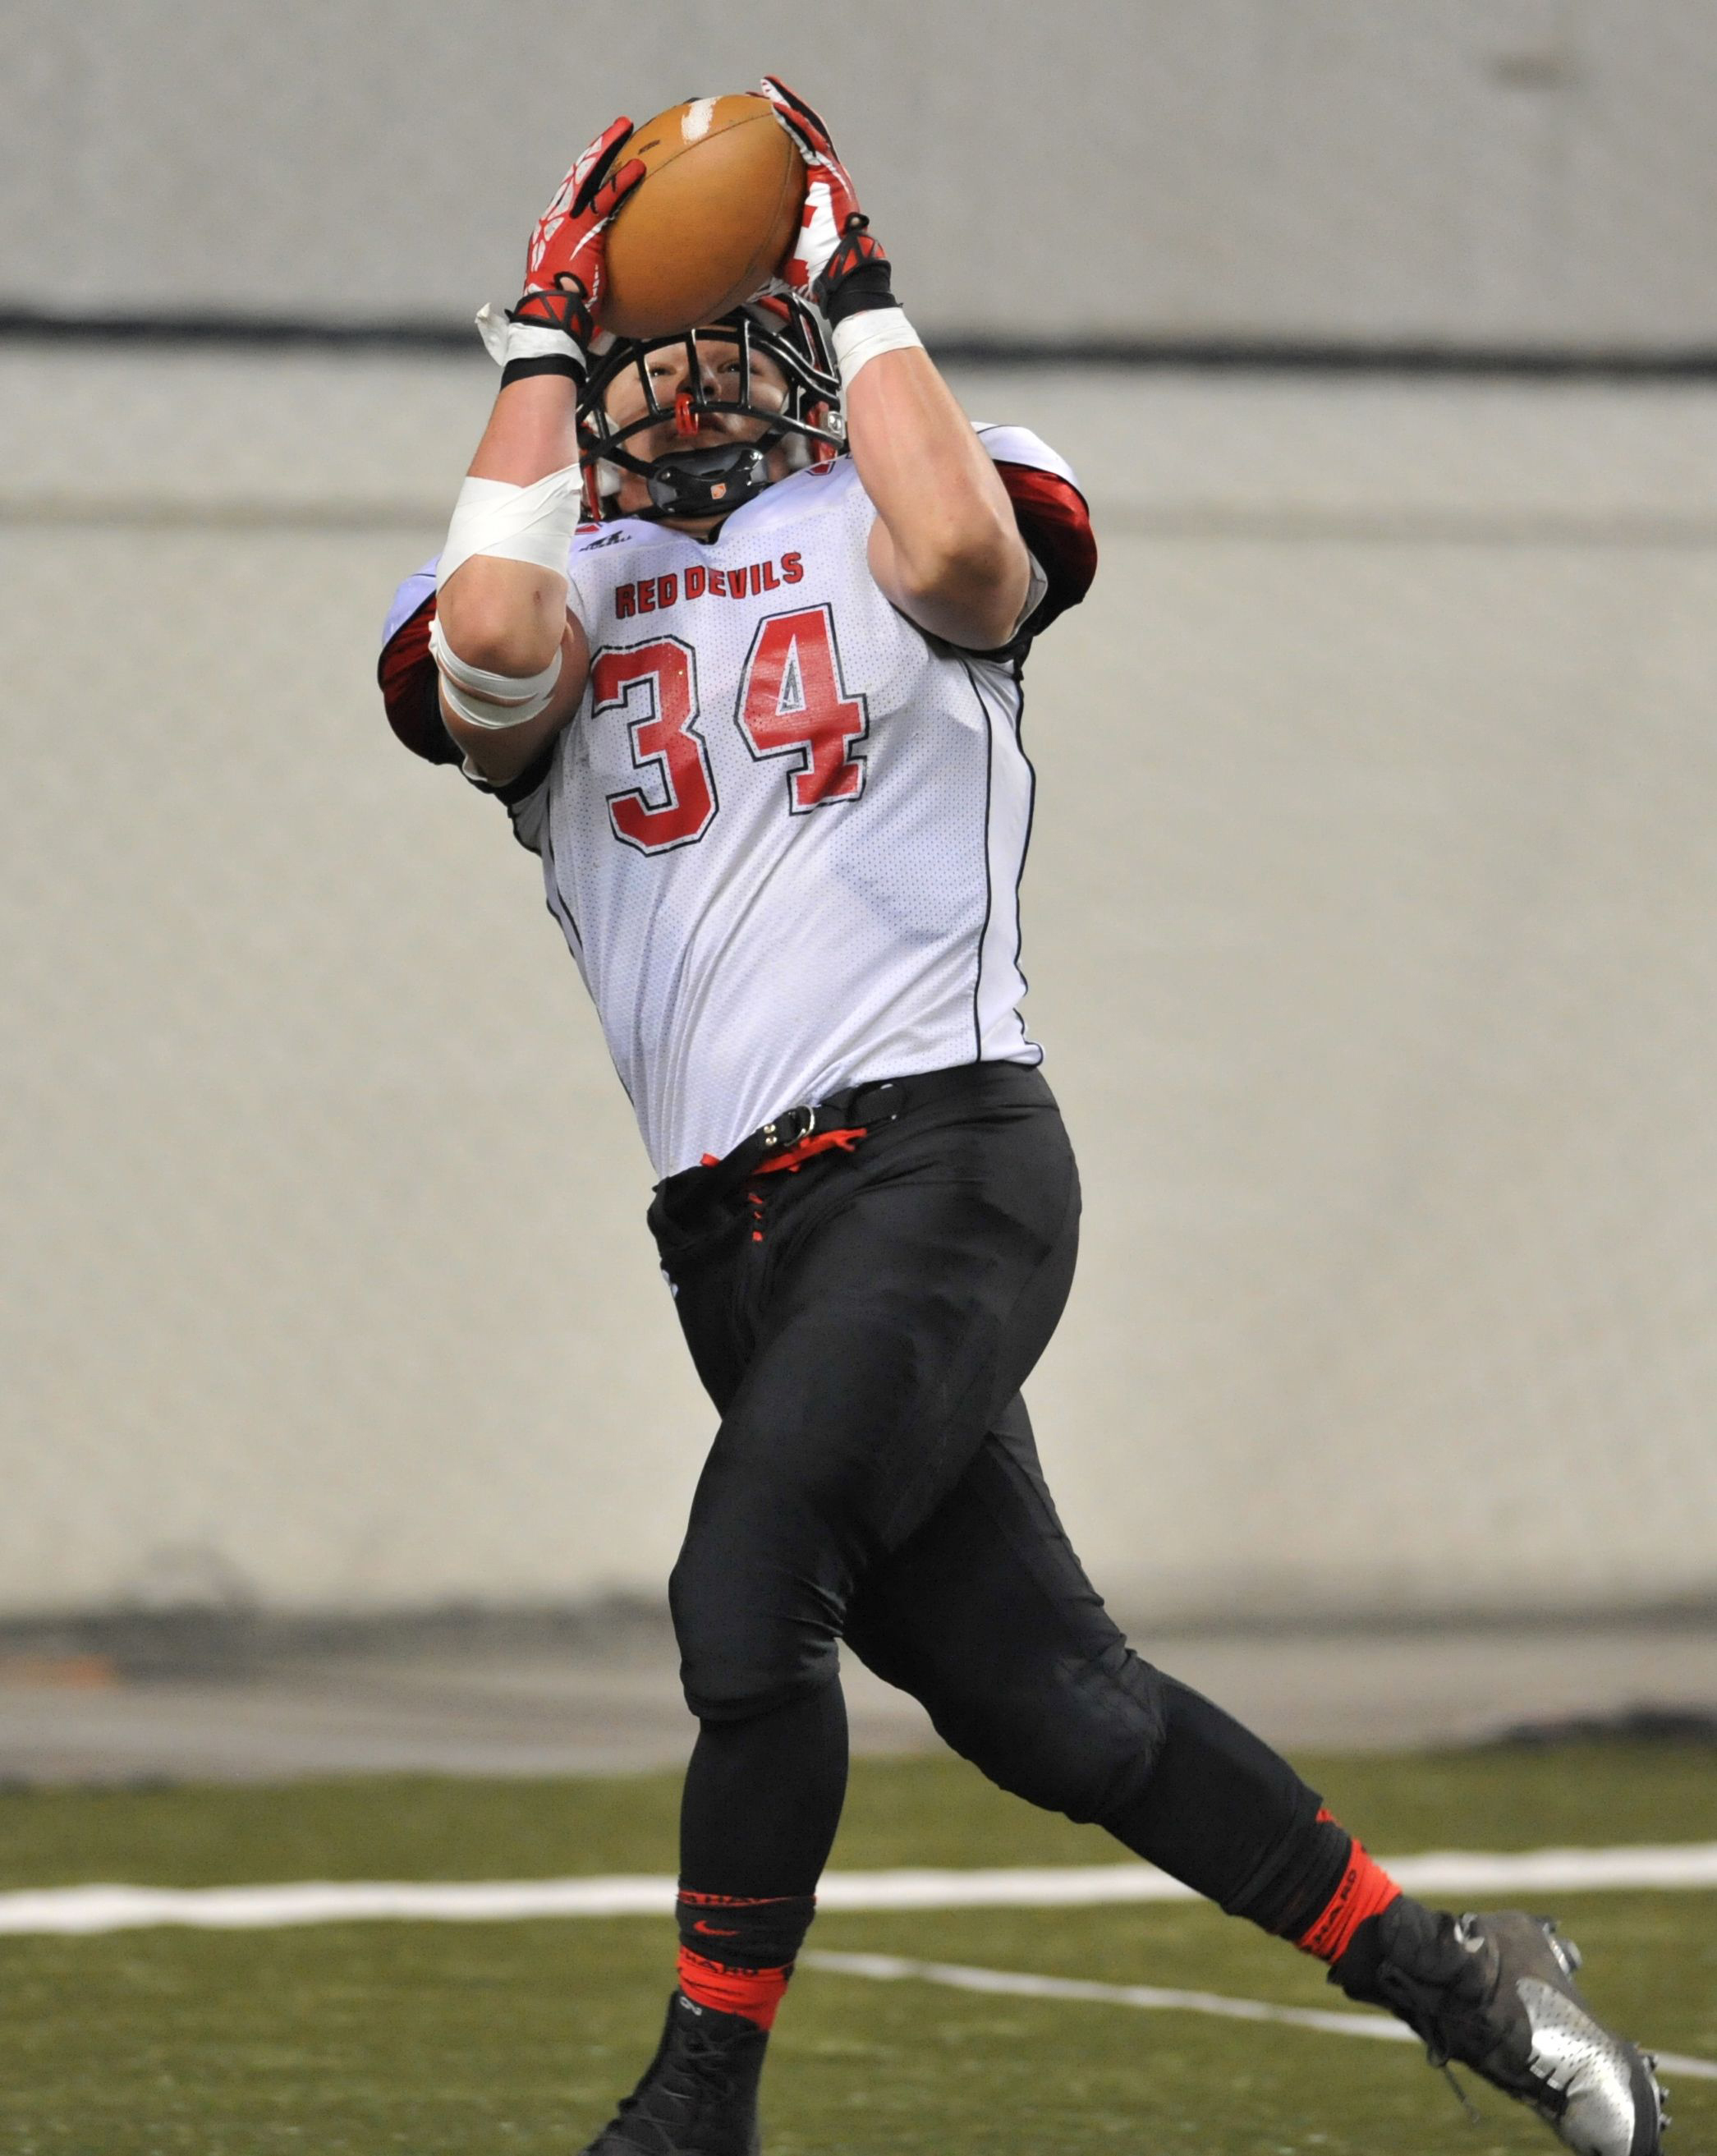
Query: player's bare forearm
853 350 1030 650
436 376 590 784
440 375 581 679
431 121 645 781
759 78 1030 651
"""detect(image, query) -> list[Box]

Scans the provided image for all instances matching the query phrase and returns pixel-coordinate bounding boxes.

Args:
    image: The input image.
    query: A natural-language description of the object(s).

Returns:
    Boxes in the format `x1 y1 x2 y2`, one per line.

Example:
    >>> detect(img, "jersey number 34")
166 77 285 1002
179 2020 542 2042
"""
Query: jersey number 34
595 605 869 854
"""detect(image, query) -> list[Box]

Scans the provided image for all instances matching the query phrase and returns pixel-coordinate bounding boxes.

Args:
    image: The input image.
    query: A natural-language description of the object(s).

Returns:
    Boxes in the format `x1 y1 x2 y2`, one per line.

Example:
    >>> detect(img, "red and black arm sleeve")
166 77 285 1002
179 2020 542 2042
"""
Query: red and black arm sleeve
993 462 1098 639
377 591 461 767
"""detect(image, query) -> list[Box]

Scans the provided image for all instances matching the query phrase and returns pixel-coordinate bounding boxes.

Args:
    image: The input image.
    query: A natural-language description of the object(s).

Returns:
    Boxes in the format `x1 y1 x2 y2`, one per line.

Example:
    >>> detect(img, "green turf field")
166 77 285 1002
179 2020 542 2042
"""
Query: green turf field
2 1744 1712 2154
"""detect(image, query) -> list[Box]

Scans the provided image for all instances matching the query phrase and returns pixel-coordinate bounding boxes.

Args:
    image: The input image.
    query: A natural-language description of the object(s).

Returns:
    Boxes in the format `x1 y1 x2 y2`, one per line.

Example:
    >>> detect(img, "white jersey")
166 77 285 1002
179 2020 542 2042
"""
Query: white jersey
383 425 1092 1179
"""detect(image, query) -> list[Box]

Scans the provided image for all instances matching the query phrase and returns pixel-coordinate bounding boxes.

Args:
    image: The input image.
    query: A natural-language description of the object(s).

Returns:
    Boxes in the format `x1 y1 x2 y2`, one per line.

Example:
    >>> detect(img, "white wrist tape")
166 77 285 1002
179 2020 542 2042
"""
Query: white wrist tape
831 306 925 392
436 466 583 591
429 613 562 731
474 301 585 374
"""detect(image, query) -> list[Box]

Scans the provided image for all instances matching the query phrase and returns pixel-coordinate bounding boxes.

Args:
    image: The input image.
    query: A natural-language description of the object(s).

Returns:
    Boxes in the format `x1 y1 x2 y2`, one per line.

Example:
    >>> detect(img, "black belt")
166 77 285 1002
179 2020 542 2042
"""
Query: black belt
654 1060 1031 1217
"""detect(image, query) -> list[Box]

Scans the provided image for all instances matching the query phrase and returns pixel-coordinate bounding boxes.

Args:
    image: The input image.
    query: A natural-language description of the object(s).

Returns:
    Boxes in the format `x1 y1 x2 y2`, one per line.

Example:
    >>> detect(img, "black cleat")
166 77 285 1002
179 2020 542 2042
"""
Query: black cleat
577 1990 767 2154
1333 1899 1668 2156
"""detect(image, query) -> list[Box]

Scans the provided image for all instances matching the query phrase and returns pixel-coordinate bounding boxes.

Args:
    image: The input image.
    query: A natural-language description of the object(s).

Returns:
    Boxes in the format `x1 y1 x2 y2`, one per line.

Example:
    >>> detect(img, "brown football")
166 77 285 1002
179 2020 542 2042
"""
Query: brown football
601 94 807 340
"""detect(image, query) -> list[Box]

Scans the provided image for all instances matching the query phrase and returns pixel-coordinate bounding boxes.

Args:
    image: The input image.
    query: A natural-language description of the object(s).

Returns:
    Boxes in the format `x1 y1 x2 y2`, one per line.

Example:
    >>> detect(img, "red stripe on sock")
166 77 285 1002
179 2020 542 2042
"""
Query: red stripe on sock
676 1891 798 1908
677 1947 793 2030
1295 1813 1402 1964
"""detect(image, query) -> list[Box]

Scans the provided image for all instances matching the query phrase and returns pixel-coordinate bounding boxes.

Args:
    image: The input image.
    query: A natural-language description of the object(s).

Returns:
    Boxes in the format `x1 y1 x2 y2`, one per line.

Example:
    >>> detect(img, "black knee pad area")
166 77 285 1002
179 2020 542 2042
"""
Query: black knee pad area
678 1652 840 1724
670 1565 842 1723
922 1642 1171 1828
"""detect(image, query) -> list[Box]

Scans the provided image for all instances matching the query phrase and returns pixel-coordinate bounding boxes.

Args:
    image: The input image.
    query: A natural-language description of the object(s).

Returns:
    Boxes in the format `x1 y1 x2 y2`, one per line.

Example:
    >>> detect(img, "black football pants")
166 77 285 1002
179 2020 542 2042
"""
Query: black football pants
648 1062 1343 1933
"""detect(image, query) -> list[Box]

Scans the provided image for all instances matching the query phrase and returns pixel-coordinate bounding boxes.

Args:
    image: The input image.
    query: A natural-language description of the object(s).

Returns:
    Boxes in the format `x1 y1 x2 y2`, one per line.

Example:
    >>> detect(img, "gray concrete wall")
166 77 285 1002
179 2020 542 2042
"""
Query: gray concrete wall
3 347 1715 1623
6 0 1717 344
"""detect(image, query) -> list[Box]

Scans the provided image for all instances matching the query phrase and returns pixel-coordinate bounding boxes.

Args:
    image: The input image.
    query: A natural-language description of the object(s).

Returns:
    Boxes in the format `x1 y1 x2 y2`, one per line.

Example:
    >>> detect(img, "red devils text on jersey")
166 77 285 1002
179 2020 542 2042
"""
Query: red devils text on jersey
380 425 1096 1175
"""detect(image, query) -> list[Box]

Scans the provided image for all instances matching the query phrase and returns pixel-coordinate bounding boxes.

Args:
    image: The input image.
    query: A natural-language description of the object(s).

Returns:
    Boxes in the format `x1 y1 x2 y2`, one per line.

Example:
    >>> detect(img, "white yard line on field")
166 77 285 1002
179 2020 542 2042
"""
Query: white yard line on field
799 1950 1717 2084
0 1843 1714 1938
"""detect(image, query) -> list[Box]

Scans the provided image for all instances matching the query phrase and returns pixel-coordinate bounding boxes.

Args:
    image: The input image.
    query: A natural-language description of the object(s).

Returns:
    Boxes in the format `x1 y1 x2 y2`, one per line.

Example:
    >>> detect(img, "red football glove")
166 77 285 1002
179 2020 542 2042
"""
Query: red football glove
760 76 896 325
505 117 645 382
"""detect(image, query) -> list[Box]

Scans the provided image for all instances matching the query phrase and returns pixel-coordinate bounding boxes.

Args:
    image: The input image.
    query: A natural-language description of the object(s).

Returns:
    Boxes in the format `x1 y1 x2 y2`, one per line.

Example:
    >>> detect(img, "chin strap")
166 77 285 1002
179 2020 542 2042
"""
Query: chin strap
642 440 775 519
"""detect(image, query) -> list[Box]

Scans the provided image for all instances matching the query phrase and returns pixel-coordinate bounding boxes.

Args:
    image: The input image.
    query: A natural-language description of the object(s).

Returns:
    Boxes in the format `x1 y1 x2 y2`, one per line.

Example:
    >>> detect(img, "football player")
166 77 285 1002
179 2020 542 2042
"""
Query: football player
379 79 1667 2156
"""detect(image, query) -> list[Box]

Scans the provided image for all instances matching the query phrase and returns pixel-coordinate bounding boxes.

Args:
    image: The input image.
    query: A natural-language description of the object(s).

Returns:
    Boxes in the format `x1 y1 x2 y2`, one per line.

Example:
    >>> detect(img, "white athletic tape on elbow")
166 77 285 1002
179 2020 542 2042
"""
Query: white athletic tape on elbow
429 614 562 731
436 466 583 590
831 307 925 393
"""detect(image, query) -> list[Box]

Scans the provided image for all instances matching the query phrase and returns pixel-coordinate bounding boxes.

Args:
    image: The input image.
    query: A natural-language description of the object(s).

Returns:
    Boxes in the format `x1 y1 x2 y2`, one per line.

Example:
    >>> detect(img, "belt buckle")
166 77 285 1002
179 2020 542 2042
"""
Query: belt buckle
760 1102 815 1152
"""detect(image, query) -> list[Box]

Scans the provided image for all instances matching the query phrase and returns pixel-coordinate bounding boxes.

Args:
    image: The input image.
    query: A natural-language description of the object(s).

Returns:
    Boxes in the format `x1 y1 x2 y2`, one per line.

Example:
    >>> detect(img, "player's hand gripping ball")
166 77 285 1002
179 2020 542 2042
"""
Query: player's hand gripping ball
599 94 808 339
759 76 892 321
512 115 646 360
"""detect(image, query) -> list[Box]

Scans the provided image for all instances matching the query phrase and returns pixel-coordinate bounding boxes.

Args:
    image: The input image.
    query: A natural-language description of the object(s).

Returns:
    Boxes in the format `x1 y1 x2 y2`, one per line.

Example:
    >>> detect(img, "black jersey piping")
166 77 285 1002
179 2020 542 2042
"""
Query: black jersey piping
1006 655 1044 1064
962 658 997 1065
535 804 583 954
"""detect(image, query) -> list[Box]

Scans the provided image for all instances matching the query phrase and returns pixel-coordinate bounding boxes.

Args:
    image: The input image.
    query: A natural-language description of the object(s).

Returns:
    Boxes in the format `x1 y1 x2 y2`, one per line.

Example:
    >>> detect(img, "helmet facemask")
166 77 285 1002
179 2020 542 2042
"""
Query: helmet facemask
577 295 843 522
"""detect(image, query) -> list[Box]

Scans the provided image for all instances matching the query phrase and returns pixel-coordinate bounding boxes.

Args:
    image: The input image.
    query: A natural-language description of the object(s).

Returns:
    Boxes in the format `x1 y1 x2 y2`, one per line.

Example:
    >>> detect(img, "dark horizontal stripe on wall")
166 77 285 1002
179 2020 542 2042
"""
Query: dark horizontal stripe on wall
934 336 1717 379
7 306 1717 379
0 306 481 354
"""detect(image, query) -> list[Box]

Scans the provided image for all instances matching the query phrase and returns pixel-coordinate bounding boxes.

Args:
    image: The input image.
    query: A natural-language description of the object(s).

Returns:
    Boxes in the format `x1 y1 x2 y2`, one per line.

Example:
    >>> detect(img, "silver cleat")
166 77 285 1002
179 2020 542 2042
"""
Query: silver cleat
1332 1901 1668 2155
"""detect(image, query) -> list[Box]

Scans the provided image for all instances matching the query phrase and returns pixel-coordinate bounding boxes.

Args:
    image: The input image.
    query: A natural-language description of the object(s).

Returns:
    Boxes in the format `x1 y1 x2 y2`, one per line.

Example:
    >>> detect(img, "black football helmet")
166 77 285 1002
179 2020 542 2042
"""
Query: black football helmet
576 291 842 522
